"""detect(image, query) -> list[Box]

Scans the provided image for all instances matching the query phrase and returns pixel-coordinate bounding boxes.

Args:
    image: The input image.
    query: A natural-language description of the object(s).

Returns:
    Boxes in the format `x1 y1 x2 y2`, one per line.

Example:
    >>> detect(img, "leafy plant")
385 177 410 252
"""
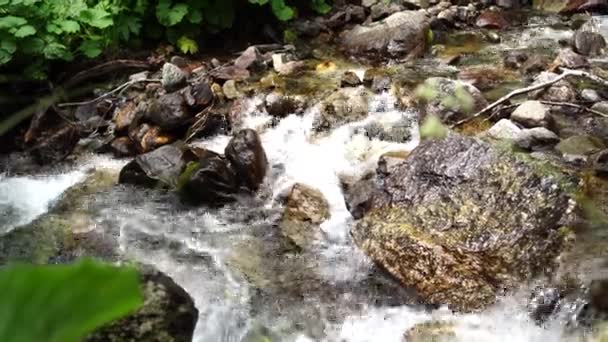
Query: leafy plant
0 259 142 342
0 0 332 77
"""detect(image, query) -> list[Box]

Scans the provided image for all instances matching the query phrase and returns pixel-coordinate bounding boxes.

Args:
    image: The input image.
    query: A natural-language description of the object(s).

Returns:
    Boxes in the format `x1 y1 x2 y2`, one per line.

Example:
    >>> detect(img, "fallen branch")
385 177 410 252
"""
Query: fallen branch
57 79 160 108
185 99 216 143
540 101 608 118
451 68 608 128
64 59 151 88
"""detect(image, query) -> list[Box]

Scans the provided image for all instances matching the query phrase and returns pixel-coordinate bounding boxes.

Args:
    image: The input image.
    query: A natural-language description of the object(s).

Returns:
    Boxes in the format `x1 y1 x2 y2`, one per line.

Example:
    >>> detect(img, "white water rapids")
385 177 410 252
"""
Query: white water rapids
0 92 575 341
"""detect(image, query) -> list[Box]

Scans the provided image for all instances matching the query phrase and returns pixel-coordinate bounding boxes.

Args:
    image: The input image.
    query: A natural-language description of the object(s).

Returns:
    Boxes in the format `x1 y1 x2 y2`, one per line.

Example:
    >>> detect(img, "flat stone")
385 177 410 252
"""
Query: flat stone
487 119 523 141
511 100 551 128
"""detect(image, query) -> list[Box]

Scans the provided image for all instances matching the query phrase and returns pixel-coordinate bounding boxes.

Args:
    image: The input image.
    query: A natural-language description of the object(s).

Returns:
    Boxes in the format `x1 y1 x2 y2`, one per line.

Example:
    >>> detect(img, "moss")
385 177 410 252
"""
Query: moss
419 115 448 140
176 161 200 192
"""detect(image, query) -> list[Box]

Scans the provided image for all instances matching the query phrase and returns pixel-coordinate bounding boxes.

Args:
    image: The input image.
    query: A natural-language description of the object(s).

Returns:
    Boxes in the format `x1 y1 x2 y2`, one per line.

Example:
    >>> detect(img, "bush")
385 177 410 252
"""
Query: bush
0 0 331 78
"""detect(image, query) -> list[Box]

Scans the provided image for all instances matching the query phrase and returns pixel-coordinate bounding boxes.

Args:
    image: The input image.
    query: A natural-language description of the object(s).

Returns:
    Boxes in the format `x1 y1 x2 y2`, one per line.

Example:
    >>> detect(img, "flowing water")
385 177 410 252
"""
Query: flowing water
2 13 608 342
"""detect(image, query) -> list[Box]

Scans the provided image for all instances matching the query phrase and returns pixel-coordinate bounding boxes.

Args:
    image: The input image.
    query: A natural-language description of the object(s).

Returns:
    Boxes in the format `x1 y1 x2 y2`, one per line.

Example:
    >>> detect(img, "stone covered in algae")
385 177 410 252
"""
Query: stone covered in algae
351 133 573 311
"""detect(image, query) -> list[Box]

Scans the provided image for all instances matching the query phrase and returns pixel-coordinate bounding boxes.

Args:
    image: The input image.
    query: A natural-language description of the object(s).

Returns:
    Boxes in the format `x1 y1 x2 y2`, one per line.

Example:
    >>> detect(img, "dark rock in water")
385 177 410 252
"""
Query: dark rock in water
573 30 606 56
341 71 362 87
340 10 430 61
225 129 268 191
528 286 562 323
144 93 192 130
593 149 608 175
119 144 192 188
88 264 198 342
179 151 239 205
110 137 137 157
476 10 510 30
520 55 550 76
342 173 376 220
415 77 487 124
161 62 187 92
351 134 572 311
265 92 306 117
588 279 608 315
553 48 590 69
326 4 366 28
31 125 81 165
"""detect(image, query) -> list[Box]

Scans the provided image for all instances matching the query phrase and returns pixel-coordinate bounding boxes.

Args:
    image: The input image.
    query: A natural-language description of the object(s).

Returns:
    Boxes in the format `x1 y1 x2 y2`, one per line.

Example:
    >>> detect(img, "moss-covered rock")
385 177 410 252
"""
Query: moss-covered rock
351 133 573 311
404 321 456 342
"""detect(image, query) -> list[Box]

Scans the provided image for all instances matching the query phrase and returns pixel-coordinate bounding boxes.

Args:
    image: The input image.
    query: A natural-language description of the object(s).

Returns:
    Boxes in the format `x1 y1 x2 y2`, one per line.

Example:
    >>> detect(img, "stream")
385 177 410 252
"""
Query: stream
2 10 608 342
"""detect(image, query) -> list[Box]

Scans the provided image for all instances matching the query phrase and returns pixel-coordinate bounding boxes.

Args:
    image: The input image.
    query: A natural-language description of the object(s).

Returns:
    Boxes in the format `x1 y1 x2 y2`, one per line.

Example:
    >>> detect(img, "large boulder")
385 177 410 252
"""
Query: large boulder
88 264 198 342
225 129 268 191
143 93 192 130
340 10 430 60
119 144 194 188
178 150 239 205
351 134 572 311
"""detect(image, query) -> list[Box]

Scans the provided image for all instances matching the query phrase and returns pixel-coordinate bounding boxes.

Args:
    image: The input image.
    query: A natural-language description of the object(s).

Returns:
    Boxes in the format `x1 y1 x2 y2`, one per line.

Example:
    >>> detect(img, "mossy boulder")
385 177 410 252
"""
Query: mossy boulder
351 134 572 311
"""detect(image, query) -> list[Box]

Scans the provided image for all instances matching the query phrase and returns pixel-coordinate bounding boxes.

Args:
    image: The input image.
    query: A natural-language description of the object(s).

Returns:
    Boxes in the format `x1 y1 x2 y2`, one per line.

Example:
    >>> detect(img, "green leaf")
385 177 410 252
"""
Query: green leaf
13 25 36 38
80 8 114 29
187 8 203 24
46 23 63 35
419 114 448 140
177 35 198 54
0 48 12 65
20 37 44 54
79 39 103 58
43 42 73 60
1 39 17 54
156 0 188 27
0 259 142 342
0 16 27 29
311 0 331 14
60 20 80 33
270 0 294 21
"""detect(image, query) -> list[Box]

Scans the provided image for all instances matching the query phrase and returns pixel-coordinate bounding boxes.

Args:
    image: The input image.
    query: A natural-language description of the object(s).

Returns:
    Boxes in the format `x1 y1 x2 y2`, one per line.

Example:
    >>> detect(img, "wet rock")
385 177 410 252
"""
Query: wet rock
530 72 577 103
113 101 138 133
222 80 240 100
342 173 375 220
280 183 330 247
582 88 602 103
340 10 430 61
224 129 268 191
179 151 239 205
327 4 366 27
556 135 605 157
511 100 551 128
360 114 415 143
31 125 81 165
521 55 550 76
170 55 188 68
211 65 250 81
234 46 264 71
593 149 608 174
182 83 213 108
553 49 590 69
315 87 372 131
437 8 458 24
265 92 306 117
129 123 174 153
110 137 137 157
119 144 191 188
283 183 330 224
370 2 404 21
371 74 392 93
534 0 608 13
476 10 510 30
515 127 560 150
528 286 562 322
351 134 571 311
503 51 528 69
144 93 192 130
275 60 307 76
161 63 187 92
88 264 198 342
415 77 487 124
404 321 456 342
591 101 608 115
341 71 362 87
573 30 606 56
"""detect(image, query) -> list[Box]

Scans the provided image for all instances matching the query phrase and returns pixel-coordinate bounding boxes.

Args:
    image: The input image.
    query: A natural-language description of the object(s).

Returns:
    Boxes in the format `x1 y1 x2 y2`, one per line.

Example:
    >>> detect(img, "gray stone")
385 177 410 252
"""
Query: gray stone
530 72 577 103
573 30 606 57
340 10 430 60
416 77 488 124
487 119 523 141
351 134 571 311
511 100 551 128
234 46 264 71
582 88 602 102
161 63 187 92
315 87 373 131
515 127 560 150
554 49 590 69
591 101 608 115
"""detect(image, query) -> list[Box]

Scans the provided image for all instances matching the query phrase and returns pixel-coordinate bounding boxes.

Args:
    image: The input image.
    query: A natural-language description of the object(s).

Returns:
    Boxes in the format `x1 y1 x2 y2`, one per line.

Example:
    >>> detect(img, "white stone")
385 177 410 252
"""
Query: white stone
487 119 522 141
510 100 550 127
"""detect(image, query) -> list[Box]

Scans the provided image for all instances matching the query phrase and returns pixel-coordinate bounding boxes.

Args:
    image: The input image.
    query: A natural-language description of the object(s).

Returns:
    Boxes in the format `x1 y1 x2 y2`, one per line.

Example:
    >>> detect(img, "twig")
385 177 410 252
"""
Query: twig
451 68 608 128
185 100 216 143
540 101 608 118
57 79 161 108
481 103 519 123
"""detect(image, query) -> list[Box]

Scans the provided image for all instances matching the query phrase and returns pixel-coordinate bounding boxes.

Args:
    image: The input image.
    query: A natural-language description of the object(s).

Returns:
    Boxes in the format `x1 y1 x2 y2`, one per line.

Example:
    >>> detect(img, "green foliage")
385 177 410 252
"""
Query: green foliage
0 259 142 342
419 114 448 140
0 0 332 78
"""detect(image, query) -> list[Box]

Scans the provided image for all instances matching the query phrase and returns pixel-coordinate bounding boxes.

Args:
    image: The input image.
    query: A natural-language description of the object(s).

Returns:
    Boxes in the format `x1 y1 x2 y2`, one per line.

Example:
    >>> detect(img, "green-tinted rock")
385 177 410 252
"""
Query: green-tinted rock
556 135 605 156
351 134 572 311
404 321 456 342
